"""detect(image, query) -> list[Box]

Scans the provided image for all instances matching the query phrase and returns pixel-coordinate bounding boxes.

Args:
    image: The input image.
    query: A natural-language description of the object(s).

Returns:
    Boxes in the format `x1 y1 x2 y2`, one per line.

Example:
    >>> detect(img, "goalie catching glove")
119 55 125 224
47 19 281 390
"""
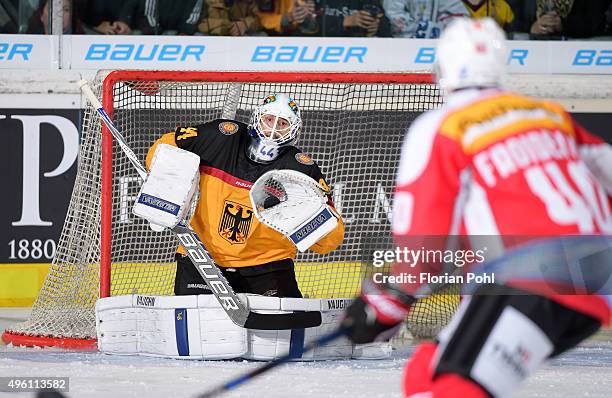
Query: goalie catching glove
343 282 415 344
132 144 200 230
250 169 339 252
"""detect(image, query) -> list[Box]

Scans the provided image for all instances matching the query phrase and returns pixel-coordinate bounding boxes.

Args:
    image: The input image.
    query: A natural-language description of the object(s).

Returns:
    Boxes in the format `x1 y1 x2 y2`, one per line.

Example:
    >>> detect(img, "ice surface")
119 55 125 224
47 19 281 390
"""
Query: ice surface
1 309 611 398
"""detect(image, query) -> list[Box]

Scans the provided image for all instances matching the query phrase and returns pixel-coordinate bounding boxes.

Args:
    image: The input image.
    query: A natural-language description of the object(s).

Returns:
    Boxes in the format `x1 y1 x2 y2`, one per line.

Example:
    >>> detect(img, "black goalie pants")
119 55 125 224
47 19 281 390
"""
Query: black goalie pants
174 253 303 298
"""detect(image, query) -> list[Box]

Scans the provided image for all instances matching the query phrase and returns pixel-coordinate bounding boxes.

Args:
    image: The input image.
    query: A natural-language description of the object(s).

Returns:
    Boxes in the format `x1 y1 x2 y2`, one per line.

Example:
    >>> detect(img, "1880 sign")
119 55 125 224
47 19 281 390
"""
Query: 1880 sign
2 109 80 263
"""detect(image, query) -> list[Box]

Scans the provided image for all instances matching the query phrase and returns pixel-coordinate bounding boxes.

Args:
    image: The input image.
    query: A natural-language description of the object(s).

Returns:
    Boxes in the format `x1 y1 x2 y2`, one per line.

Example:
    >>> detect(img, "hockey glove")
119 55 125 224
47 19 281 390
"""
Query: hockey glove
344 282 415 344
250 169 338 252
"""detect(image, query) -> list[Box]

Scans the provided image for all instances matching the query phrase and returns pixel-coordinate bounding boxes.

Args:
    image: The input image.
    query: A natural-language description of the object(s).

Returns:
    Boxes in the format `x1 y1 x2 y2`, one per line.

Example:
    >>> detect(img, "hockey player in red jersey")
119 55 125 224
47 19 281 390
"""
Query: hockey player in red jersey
343 18 612 398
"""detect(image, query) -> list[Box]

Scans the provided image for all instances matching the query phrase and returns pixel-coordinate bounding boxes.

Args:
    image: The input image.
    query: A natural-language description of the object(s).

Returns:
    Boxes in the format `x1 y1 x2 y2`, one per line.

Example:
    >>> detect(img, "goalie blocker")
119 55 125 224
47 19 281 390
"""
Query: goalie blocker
96 294 390 361
132 143 200 230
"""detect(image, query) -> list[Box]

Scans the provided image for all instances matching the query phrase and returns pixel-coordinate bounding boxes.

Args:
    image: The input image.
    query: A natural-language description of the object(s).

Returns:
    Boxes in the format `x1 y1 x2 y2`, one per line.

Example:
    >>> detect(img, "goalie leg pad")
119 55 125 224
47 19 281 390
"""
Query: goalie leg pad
243 297 391 361
132 143 200 229
96 294 247 359
244 296 352 361
402 343 488 398
97 295 392 361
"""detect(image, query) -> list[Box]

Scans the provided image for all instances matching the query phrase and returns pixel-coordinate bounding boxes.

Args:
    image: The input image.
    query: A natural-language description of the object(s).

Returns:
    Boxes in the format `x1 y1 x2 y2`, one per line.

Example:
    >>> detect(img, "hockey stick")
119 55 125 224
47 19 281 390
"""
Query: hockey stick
79 80 321 330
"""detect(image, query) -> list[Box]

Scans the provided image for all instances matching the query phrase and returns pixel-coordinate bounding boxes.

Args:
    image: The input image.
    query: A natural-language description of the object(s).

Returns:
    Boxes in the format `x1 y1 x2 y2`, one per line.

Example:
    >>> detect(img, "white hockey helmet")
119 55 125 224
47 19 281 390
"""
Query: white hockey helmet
435 18 507 92
247 93 302 163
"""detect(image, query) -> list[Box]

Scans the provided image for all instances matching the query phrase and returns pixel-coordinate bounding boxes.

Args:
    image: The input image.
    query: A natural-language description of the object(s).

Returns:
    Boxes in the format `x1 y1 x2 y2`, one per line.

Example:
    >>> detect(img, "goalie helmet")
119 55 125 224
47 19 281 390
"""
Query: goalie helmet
247 93 302 163
435 17 507 92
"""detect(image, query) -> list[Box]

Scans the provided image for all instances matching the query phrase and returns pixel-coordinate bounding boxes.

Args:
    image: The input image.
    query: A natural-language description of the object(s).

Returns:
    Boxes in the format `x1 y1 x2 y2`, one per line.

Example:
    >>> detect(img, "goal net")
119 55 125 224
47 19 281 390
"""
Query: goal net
3 70 456 348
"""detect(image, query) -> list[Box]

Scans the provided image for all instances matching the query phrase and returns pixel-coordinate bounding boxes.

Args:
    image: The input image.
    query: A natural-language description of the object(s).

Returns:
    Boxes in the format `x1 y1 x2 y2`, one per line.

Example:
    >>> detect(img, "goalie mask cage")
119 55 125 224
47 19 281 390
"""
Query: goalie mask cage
3 70 457 349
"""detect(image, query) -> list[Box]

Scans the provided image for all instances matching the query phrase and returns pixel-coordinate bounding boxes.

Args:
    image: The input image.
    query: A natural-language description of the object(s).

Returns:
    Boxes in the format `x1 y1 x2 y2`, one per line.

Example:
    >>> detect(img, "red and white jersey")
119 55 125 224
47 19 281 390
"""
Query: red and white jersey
392 88 612 324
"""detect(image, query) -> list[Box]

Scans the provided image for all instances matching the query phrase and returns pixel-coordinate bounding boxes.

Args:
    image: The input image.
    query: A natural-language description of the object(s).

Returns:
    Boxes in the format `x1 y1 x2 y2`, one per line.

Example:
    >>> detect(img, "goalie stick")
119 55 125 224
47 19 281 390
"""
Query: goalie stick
78 80 322 330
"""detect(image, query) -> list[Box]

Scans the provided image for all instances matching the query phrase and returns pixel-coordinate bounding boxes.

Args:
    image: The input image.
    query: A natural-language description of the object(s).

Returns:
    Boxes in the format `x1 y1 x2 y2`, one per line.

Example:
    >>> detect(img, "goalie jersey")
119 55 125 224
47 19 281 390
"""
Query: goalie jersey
147 119 344 268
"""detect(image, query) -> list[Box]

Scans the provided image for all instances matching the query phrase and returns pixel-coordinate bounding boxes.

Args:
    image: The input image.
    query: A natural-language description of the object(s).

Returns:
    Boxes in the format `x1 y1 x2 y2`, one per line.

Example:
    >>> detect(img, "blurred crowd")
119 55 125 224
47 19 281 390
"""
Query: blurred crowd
1 0 612 39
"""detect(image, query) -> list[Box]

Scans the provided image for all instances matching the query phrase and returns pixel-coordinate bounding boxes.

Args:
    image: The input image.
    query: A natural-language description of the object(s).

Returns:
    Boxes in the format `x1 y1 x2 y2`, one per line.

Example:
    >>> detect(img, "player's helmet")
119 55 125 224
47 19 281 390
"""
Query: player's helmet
435 17 507 92
247 93 302 163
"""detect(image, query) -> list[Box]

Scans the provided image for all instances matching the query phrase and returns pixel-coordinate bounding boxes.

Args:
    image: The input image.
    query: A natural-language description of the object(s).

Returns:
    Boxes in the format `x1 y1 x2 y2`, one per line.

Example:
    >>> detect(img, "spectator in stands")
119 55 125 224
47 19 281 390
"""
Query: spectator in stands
199 0 262 36
259 0 391 37
257 0 319 36
27 0 84 34
337 0 392 37
461 0 514 31
135 0 204 35
525 0 612 39
302 0 392 37
383 0 468 38
529 0 564 37
76 0 139 34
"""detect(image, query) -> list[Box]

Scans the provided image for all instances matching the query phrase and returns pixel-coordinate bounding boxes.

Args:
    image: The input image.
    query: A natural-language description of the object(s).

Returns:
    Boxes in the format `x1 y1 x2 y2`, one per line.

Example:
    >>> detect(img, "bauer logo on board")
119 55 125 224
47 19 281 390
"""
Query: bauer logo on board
251 45 367 63
84 43 206 62
0 43 33 61
414 47 530 67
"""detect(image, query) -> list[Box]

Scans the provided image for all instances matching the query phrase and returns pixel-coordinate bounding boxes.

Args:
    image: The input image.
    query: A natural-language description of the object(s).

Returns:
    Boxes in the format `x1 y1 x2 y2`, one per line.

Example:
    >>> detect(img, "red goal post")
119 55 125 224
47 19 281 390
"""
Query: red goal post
3 70 454 349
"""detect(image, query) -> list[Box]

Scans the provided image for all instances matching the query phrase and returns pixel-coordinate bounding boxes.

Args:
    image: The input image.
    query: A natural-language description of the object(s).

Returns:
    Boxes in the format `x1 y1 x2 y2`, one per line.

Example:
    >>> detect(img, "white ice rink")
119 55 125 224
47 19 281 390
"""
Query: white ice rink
1 308 611 398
